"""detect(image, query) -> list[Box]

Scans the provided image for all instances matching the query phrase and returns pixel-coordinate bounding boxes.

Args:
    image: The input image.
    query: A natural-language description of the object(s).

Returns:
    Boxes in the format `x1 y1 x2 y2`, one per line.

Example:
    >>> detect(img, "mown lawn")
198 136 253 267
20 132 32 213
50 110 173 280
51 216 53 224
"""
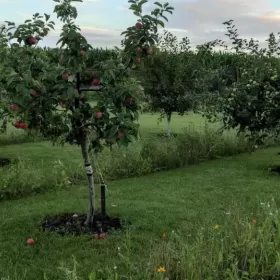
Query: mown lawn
1 146 280 279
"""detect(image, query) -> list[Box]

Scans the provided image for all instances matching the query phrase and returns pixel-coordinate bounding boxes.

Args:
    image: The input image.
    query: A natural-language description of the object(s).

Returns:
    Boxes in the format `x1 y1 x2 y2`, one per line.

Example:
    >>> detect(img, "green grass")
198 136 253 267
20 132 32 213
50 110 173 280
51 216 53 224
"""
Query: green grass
1 147 280 279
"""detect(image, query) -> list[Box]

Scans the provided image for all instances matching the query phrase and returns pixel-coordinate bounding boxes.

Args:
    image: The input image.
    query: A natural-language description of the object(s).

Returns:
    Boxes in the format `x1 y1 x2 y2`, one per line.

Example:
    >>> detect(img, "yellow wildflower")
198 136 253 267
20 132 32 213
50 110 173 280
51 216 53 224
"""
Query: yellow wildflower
214 224 220 230
157 266 166 273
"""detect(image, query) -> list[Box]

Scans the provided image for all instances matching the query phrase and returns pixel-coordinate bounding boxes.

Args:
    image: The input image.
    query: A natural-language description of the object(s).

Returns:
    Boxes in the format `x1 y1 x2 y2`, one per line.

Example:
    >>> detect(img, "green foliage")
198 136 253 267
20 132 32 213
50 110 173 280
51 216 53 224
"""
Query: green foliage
0 0 172 153
0 125 253 200
202 20 280 144
139 31 200 117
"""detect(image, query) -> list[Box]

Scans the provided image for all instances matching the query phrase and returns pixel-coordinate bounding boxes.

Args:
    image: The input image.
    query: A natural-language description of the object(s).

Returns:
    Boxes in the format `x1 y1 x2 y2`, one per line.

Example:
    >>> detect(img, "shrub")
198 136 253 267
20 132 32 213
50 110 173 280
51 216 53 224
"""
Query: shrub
0 159 70 200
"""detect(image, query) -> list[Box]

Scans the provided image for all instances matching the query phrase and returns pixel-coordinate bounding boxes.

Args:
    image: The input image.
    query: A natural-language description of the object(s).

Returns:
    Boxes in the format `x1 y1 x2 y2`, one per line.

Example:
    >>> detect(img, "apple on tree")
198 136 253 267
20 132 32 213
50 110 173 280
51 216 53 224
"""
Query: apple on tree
1 0 174 226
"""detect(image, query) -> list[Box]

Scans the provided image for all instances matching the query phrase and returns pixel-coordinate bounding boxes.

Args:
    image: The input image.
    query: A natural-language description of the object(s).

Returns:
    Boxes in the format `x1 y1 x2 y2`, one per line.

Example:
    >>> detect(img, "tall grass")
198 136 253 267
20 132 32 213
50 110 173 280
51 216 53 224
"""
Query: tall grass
56 199 280 280
0 124 254 200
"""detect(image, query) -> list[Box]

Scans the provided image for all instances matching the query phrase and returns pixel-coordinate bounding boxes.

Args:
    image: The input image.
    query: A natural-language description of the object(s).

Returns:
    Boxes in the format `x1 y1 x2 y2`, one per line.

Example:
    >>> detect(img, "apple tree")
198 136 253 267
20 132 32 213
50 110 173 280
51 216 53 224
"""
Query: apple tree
138 30 203 136
202 20 280 144
1 0 174 225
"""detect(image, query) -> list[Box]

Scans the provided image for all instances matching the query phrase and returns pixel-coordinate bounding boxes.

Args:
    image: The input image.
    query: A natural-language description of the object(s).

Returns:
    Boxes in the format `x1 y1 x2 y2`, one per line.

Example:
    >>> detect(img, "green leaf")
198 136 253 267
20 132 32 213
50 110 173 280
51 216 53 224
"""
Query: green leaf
157 20 165 27
154 1 162 7
44 13 51 21
108 125 119 138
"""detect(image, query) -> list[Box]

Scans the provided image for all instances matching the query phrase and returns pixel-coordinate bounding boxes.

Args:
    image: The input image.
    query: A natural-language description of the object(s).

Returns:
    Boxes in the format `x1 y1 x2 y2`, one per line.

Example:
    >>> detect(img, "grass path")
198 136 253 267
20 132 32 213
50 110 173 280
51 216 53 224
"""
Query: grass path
1 147 280 279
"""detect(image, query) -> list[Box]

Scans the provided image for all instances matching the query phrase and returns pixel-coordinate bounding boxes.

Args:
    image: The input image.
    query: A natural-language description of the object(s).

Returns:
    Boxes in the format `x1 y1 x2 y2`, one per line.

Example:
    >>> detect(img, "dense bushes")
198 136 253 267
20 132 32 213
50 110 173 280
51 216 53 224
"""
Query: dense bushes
0 125 255 200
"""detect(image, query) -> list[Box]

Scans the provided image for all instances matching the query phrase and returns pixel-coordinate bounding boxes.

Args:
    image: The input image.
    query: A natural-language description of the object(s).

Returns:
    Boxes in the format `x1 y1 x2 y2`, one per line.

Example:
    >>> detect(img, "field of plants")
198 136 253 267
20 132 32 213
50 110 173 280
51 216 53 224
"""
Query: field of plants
2 0 280 279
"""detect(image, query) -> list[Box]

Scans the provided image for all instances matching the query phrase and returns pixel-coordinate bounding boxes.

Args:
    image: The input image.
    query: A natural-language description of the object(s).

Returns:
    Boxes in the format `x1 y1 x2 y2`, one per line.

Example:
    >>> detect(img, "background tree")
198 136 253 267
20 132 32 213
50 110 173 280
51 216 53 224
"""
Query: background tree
203 20 280 145
0 0 174 225
138 30 204 136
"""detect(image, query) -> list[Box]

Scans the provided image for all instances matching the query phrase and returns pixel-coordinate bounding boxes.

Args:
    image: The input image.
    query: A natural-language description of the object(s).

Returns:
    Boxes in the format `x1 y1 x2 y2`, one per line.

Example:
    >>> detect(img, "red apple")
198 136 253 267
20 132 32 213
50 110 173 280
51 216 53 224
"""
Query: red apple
136 47 142 52
62 73 69 80
10 104 19 111
27 238 34 245
135 22 142 29
95 111 103 118
19 122 28 129
118 131 124 138
27 36 37 45
13 121 20 128
99 233 106 239
147 47 153 54
92 78 100 86
30 89 39 97
135 57 141 63
80 50 86 55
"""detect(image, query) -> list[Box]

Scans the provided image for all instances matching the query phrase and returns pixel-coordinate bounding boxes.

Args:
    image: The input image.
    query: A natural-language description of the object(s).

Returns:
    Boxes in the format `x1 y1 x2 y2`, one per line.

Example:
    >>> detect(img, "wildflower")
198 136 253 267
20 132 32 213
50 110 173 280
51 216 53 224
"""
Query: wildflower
214 224 220 230
252 219 257 225
157 266 166 273
162 233 166 238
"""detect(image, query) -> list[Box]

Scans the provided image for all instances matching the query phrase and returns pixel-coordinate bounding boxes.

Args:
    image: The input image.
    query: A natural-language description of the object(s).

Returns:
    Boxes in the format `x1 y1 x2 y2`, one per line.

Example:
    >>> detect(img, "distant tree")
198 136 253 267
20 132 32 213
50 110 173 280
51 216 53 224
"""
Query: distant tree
139 30 203 136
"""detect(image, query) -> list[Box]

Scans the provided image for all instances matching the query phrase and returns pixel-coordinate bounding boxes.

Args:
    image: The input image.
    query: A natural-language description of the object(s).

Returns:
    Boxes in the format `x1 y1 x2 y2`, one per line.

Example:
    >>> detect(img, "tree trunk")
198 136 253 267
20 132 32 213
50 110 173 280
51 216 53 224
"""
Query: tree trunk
80 133 95 226
166 112 172 136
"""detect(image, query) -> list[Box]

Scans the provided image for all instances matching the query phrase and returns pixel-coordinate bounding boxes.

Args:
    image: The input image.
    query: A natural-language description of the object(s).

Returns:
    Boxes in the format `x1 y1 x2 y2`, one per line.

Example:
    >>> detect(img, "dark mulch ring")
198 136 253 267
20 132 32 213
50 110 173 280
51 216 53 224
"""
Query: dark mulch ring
41 212 124 237
0 158 12 167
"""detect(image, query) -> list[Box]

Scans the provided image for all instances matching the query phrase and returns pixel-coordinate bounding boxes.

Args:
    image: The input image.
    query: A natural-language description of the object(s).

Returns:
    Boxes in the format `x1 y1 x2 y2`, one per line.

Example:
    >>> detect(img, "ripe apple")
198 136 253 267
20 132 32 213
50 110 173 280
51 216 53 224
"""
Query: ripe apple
30 89 39 97
135 57 141 63
92 78 100 86
27 36 37 45
118 131 124 138
19 122 28 129
80 50 86 55
13 121 20 128
136 47 142 52
147 47 153 54
99 233 106 239
10 104 19 111
62 73 69 80
135 22 142 29
95 111 103 118
27 238 35 245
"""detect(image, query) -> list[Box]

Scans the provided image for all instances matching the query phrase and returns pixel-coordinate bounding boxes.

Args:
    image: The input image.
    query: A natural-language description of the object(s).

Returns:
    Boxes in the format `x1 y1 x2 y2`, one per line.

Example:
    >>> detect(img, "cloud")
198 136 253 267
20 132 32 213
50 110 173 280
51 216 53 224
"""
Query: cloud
167 0 280 48
5 0 280 50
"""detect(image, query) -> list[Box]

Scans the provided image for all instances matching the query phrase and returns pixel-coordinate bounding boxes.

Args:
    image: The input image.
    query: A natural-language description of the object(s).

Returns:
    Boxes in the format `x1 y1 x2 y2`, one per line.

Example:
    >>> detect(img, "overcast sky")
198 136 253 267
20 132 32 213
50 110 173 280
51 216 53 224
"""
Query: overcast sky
1 0 280 49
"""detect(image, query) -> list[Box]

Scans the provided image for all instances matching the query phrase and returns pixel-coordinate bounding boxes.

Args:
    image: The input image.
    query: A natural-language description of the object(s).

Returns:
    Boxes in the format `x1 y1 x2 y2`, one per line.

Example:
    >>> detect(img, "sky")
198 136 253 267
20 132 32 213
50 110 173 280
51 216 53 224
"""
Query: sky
1 0 280 49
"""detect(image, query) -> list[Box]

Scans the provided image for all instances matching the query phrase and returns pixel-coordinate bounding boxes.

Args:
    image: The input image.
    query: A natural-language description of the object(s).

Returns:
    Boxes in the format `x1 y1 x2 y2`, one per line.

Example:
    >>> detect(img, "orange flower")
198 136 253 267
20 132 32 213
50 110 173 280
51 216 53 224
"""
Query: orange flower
214 224 220 230
252 219 257 225
157 266 166 273
162 232 166 238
